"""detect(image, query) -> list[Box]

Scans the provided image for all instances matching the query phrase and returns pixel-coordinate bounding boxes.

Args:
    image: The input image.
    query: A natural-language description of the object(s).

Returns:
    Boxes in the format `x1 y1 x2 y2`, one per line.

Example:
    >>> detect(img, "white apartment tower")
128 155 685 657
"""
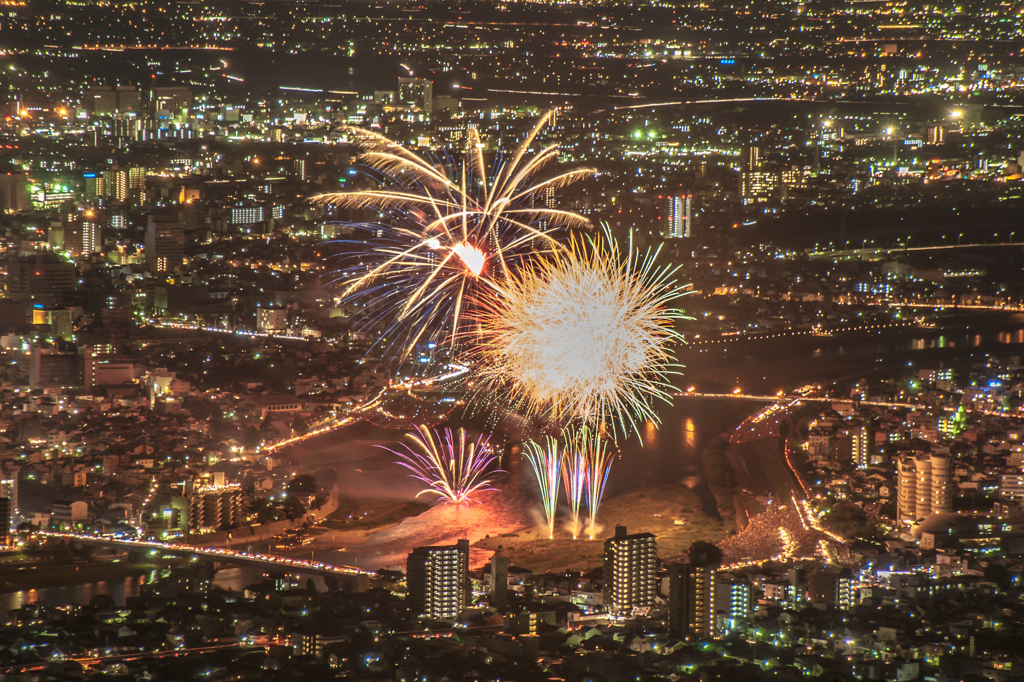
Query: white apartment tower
897 453 952 524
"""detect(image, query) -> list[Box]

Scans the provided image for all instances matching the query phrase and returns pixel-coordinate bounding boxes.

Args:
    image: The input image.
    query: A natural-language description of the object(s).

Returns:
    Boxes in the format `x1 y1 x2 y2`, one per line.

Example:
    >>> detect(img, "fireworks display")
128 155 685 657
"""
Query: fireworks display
314 114 692 541
313 113 594 358
385 425 503 504
472 229 688 439
522 437 563 539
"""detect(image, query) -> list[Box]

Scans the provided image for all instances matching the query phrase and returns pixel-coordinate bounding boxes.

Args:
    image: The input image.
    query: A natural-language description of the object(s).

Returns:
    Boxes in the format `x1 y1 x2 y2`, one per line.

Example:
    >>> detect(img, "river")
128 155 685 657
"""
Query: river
0 566 331 612
7 311 1024 607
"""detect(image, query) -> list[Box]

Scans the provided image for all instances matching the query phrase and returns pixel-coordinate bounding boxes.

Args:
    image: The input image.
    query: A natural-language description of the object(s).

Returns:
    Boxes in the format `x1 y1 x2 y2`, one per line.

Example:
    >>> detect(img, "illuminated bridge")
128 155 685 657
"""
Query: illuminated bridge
675 390 918 410
41 532 373 590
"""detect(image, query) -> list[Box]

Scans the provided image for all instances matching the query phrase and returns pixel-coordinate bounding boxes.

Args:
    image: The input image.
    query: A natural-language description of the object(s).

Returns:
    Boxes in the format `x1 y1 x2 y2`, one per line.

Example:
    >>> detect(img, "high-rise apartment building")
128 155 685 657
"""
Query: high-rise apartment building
128 166 146 191
927 126 946 145
407 539 470 620
897 453 952 524
931 454 952 515
84 173 105 201
715 576 752 628
103 169 129 203
62 208 103 257
668 564 716 640
851 423 871 468
604 525 657 614
668 194 693 238
897 456 917 524
187 484 242 532
0 477 16 544
915 453 933 520
743 145 763 170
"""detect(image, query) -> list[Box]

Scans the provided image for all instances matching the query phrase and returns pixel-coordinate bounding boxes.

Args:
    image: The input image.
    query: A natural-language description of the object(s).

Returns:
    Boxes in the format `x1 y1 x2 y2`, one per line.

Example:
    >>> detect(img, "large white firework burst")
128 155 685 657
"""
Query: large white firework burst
471 229 690 439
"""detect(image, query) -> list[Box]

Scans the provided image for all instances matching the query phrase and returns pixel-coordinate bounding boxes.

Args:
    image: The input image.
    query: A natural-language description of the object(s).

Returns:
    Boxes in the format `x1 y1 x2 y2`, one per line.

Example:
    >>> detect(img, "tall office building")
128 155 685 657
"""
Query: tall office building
6 254 76 297
407 539 470 620
85 86 138 114
398 77 434 116
668 564 716 639
490 554 509 609
897 453 952 524
86 86 118 115
115 86 139 113
604 525 658 614
146 215 185 272
0 172 30 213
29 347 82 389
667 194 693 238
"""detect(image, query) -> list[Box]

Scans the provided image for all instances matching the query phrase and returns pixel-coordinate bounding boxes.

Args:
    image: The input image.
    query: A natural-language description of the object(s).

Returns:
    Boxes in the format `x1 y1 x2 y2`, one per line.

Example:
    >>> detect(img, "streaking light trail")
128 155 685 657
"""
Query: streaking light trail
313 112 594 359
578 426 614 540
522 436 563 539
561 446 587 540
384 425 503 504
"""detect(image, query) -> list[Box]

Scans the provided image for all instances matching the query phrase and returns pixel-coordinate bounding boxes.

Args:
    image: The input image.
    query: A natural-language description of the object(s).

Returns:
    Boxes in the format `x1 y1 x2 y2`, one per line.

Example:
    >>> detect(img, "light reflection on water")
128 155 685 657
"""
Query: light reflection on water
683 417 696 451
643 419 658 449
0 567 331 612
0 573 154 612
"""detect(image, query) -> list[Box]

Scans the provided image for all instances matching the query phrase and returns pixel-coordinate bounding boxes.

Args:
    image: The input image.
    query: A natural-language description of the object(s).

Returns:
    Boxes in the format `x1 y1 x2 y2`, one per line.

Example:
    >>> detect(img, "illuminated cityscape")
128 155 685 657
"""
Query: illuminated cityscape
2 0 1024 680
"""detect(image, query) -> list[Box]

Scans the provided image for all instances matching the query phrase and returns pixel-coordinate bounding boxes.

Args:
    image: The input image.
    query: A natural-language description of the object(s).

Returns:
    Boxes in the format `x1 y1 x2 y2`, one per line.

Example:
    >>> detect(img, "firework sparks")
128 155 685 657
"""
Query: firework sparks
522 436 563 539
312 113 594 358
579 427 614 540
472 228 690 439
384 425 503 504
561 447 587 539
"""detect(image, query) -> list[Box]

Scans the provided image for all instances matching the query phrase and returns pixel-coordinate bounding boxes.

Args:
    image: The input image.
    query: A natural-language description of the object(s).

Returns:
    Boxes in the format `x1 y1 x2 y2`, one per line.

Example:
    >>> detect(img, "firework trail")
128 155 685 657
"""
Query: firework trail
312 113 594 359
579 427 615 540
472 227 690 440
561 446 587 539
383 425 503 504
522 436 563 540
